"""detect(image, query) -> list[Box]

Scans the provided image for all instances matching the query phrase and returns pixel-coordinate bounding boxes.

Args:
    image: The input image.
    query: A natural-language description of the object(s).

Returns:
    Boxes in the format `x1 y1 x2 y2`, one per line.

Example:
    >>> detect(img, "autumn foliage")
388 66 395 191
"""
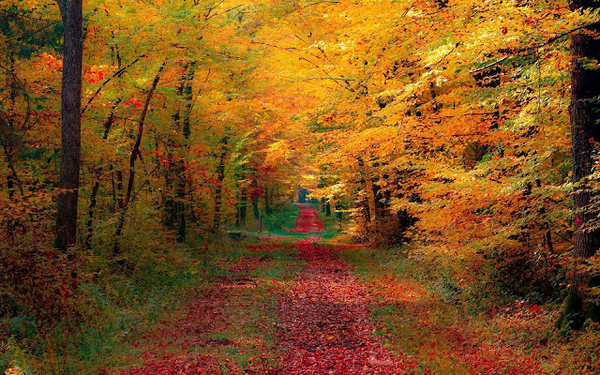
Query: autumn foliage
2 0 600 373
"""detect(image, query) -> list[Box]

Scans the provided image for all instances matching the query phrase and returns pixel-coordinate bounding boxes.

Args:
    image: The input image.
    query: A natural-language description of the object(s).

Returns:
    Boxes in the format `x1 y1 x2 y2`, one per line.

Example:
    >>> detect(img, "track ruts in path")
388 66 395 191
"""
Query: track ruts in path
275 204 409 374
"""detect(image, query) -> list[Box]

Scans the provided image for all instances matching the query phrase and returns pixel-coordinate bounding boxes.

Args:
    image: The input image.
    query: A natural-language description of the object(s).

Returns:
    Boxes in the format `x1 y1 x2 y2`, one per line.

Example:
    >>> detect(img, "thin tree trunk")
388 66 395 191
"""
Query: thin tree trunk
55 0 83 251
1 140 24 197
240 186 247 226
265 186 271 216
114 62 167 253
357 156 377 229
103 98 122 140
213 137 228 232
84 180 100 249
251 179 260 219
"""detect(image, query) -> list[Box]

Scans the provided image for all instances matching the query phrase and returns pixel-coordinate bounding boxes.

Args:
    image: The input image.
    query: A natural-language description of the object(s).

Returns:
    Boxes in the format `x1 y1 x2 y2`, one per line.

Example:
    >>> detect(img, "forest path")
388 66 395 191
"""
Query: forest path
115 204 415 374
274 204 411 373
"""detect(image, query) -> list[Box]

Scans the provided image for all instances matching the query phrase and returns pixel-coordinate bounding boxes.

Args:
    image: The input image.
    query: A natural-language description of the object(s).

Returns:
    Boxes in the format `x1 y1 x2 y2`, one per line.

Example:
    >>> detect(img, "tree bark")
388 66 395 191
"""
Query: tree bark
265 186 271 216
213 137 228 232
55 0 83 251
357 156 377 229
114 62 166 253
165 62 194 242
564 0 600 329
240 186 247 226
251 179 260 219
84 180 100 249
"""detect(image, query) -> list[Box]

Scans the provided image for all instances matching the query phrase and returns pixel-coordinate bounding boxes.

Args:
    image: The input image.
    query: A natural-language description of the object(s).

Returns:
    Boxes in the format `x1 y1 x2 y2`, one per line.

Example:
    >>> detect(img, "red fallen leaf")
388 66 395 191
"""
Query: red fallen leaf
529 305 541 313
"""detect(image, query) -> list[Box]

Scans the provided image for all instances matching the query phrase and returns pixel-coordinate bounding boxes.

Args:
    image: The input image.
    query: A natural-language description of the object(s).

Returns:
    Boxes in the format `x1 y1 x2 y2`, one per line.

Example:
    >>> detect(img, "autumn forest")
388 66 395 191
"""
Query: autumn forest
2 0 600 373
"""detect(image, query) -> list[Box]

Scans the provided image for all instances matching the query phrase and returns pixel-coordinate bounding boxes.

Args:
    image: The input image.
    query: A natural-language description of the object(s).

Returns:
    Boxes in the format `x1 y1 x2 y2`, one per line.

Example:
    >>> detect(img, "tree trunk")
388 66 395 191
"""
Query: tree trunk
357 156 377 230
84 180 100 249
213 137 228 232
103 98 122 140
563 0 600 330
251 179 260 219
55 0 83 251
164 62 194 242
240 187 247 226
265 186 271 216
114 62 166 253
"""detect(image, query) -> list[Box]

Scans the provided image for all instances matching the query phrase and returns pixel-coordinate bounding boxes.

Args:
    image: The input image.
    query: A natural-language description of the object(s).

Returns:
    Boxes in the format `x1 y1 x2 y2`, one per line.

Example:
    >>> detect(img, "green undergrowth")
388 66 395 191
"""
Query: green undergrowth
193 243 302 373
0 224 299 374
264 203 340 239
339 246 600 374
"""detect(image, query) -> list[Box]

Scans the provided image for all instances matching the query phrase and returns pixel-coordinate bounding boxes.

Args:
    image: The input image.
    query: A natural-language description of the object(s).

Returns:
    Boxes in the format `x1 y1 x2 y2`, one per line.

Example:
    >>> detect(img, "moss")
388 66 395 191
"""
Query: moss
557 288 584 334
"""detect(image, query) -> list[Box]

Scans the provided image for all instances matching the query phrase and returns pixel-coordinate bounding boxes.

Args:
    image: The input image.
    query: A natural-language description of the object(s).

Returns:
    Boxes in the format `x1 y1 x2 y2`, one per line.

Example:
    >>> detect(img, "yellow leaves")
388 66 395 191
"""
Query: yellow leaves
264 140 293 168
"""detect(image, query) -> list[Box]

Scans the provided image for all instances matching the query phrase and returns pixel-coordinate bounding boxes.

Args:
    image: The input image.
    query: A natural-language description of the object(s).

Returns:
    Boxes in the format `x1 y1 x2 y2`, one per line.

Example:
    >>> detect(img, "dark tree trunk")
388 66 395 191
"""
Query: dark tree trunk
6 175 16 234
182 62 195 140
115 170 124 210
325 201 331 216
114 62 166 253
55 0 83 251
251 179 260 219
164 62 194 242
240 187 247 226
357 156 376 229
213 137 228 232
563 0 600 330
265 186 271 216
103 98 122 140
84 180 100 249
235 175 243 228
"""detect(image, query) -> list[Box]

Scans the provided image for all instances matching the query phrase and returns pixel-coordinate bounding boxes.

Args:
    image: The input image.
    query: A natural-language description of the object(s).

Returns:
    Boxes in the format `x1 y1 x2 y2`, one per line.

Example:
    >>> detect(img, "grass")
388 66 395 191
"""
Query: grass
339 246 564 375
195 243 302 373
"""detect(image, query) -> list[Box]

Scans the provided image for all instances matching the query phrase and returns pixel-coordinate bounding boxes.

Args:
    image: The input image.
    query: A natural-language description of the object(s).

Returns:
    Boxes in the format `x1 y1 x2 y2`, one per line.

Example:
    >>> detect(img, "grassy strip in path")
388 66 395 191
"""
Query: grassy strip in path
339 246 557 375
113 241 303 374
199 243 303 373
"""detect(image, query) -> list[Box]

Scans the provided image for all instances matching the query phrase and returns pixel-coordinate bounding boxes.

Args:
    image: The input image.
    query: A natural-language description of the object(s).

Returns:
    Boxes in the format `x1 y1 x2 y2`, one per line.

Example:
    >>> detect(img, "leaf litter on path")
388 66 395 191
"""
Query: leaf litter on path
115 204 418 374
273 205 416 374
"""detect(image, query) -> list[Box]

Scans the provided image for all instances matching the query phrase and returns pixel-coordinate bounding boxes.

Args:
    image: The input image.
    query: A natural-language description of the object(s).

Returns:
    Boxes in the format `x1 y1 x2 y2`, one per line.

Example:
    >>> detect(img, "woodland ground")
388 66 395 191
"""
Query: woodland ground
81 204 582 375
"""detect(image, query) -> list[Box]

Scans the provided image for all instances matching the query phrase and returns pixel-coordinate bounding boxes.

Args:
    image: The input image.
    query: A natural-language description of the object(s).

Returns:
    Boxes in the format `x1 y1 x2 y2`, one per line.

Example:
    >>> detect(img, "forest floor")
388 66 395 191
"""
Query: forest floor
112 204 555 374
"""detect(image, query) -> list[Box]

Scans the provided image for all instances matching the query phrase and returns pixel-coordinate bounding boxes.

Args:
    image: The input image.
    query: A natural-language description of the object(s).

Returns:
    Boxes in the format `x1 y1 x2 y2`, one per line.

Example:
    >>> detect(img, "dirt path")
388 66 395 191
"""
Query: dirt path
275 205 411 374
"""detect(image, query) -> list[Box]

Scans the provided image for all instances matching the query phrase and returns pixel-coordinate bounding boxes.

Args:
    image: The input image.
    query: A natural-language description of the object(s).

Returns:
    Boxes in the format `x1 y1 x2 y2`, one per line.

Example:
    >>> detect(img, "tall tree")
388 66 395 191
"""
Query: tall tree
563 0 600 329
55 0 83 250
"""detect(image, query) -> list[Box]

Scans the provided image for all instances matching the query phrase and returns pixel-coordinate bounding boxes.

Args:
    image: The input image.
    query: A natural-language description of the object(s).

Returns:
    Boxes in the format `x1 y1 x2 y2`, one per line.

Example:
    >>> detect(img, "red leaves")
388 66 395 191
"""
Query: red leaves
274 205 412 373
288 204 323 233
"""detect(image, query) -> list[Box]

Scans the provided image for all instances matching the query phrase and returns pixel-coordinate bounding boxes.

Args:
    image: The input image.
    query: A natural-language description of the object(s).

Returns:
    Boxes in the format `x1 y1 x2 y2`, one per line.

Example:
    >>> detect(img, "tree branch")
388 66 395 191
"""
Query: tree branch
469 20 600 74
81 56 143 114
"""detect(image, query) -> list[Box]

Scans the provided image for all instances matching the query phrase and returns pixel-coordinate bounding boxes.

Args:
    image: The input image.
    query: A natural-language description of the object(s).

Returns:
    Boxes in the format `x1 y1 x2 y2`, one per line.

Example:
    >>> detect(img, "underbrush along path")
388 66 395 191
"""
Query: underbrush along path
116 204 414 374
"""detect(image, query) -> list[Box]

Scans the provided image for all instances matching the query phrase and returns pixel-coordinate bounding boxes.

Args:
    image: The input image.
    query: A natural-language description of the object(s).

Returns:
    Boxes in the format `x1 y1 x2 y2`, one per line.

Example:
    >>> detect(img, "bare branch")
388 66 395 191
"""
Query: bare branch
82 56 143 114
